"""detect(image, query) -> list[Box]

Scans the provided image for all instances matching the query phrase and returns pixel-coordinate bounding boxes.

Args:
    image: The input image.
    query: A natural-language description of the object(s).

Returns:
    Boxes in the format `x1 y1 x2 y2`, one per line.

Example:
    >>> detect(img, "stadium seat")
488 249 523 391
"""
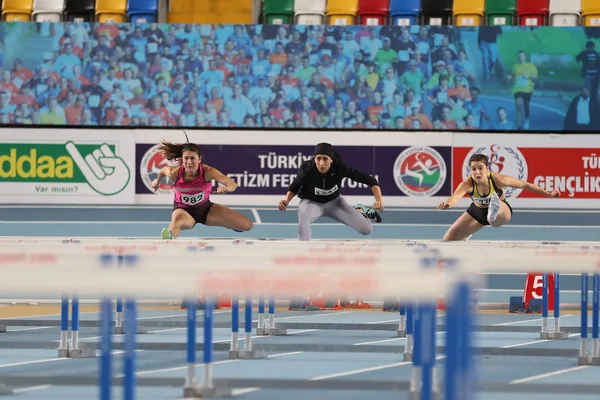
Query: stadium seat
485 0 516 25
516 0 549 26
389 0 421 26
582 0 600 26
64 0 94 21
127 0 158 24
422 0 453 25
453 0 484 26
167 0 197 23
294 0 325 24
549 0 580 26
264 0 294 24
2 0 33 21
95 0 126 22
357 0 388 26
326 0 358 25
215 0 253 23
32 0 64 21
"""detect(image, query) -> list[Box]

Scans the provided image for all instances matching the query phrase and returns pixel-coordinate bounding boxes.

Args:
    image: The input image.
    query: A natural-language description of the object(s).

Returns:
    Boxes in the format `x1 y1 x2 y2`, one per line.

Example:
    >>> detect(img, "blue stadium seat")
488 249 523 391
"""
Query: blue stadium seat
127 0 158 24
389 0 421 26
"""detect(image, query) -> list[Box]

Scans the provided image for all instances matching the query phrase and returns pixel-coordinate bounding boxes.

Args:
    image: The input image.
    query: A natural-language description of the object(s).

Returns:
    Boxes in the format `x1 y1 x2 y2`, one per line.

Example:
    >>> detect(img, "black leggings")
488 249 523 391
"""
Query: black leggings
466 201 513 226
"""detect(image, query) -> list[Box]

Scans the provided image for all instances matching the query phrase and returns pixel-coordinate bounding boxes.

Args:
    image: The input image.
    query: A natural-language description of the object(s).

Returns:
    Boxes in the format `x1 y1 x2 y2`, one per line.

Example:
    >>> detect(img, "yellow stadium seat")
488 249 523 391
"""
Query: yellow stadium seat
326 0 358 25
166 0 210 23
582 0 600 26
2 0 34 21
453 0 485 26
95 0 126 22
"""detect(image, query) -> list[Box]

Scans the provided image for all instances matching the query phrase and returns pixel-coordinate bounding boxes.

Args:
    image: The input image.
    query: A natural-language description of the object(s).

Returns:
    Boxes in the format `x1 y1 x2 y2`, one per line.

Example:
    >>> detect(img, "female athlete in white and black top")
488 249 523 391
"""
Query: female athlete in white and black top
438 153 560 241
278 143 384 241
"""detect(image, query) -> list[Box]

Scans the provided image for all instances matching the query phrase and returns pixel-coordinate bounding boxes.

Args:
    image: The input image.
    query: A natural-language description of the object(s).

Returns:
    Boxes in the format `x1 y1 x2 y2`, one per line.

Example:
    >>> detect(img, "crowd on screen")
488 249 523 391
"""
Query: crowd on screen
0 21 595 131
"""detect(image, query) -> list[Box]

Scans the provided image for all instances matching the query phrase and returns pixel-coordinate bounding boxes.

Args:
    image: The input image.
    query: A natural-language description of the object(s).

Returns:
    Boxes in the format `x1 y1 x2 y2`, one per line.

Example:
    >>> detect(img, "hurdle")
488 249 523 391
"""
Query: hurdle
228 296 267 359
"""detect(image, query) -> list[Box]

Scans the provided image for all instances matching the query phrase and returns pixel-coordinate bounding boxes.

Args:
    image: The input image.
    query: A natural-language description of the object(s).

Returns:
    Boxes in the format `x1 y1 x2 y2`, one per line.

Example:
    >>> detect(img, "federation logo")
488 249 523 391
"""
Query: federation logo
140 144 179 195
393 146 447 197
462 144 528 198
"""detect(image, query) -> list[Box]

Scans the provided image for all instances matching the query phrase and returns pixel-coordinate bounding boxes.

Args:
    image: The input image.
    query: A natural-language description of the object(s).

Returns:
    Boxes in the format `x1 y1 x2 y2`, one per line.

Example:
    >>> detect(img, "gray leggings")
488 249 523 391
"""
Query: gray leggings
298 197 372 241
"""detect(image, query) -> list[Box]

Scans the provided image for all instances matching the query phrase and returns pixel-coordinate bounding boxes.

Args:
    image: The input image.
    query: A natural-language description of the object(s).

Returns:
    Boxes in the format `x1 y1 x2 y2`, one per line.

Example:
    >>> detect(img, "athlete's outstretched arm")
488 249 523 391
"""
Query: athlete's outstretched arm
203 164 238 193
152 166 178 191
438 179 472 209
494 173 560 198
279 162 308 211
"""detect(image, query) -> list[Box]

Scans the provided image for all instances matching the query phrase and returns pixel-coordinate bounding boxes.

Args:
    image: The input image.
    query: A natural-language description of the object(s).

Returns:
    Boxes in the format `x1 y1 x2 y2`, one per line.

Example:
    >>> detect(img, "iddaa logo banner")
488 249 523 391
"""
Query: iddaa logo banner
0 130 136 204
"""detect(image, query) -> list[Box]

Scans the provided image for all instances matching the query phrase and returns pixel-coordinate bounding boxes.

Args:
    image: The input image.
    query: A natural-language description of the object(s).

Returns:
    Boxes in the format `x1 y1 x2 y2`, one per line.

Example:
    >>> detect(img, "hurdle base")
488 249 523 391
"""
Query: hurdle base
268 327 287 336
69 348 96 359
114 325 148 335
239 349 267 360
57 348 69 358
409 390 439 400
549 331 569 340
183 385 233 398
0 325 5 333
397 329 406 338
0 384 13 395
577 356 590 366
540 331 552 340
403 353 413 362
255 327 272 336
591 357 600 366
228 350 239 360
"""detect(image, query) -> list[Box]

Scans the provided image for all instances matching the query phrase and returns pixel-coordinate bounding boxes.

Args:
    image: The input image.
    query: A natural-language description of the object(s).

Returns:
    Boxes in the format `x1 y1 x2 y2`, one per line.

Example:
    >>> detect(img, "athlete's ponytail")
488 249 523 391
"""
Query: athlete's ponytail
158 140 202 162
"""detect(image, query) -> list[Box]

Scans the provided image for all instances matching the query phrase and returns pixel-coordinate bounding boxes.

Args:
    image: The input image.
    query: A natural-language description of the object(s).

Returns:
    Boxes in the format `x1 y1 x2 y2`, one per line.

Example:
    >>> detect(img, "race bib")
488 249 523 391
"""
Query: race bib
180 192 205 206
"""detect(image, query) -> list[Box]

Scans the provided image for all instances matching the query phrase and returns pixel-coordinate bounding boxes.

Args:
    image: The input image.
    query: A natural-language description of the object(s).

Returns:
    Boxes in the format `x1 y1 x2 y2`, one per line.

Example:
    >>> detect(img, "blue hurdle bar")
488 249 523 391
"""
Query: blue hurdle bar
404 304 414 361
123 299 136 400
99 298 112 400
230 296 240 357
592 274 600 362
185 298 197 389
59 295 69 357
579 274 590 365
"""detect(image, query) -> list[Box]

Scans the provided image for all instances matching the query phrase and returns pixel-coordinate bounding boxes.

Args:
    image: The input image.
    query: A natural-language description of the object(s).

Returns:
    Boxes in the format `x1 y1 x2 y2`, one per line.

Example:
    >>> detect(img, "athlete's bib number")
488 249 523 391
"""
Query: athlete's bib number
181 192 205 206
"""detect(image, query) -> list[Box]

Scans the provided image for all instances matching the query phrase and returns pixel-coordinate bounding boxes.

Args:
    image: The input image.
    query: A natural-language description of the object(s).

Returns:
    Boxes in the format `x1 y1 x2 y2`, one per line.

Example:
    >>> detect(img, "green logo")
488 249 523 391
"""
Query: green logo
0 141 130 196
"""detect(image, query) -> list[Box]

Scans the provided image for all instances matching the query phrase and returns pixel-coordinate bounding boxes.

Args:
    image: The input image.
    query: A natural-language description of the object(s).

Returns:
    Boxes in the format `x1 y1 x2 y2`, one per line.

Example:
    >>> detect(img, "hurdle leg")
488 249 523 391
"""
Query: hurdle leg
58 295 70 358
183 298 198 397
420 303 439 400
241 296 266 359
228 296 240 359
268 295 287 336
591 274 600 365
409 305 421 400
114 297 124 334
578 274 590 365
69 296 95 358
256 295 267 336
100 298 113 400
540 273 551 339
123 299 137 400
551 273 568 340
403 304 414 361
457 281 475 399
398 303 407 338
189 297 232 398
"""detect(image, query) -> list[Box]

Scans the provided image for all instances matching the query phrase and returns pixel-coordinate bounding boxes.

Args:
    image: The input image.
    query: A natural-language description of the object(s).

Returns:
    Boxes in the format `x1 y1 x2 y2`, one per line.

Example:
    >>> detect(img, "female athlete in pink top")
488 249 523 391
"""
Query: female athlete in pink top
151 140 253 239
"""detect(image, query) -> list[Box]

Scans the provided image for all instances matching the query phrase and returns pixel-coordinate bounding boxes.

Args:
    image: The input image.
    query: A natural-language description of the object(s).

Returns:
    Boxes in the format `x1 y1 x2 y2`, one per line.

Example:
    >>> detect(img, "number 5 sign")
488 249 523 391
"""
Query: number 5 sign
523 273 555 311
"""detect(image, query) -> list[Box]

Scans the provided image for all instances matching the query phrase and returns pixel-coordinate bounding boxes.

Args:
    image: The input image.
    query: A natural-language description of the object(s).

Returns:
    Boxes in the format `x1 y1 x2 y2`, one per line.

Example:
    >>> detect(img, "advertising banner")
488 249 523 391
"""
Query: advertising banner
135 130 452 207
0 129 136 204
452 134 600 208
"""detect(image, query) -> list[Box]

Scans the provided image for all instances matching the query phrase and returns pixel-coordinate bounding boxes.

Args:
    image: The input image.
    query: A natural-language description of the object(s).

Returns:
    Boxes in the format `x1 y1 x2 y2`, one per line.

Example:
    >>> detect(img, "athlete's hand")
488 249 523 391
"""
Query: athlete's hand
216 186 229 194
151 179 159 192
548 190 561 198
437 202 451 210
373 201 384 211
278 199 289 211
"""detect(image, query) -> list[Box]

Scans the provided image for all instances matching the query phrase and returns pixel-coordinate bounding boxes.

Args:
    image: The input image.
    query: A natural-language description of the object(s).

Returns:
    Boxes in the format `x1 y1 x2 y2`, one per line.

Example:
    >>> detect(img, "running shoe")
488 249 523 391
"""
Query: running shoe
487 193 501 222
161 228 173 240
355 204 382 223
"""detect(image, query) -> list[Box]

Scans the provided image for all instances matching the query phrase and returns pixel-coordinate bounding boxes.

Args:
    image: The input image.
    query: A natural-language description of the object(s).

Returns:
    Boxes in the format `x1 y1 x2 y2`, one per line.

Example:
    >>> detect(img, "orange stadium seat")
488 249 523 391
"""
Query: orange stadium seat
582 0 600 27
453 0 484 26
2 0 33 21
326 0 358 25
95 0 126 23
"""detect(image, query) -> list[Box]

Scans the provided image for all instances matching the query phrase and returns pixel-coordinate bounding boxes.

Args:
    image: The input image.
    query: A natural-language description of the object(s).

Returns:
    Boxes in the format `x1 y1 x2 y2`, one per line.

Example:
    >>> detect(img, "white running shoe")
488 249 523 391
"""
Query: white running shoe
463 234 473 241
487 193 501 222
